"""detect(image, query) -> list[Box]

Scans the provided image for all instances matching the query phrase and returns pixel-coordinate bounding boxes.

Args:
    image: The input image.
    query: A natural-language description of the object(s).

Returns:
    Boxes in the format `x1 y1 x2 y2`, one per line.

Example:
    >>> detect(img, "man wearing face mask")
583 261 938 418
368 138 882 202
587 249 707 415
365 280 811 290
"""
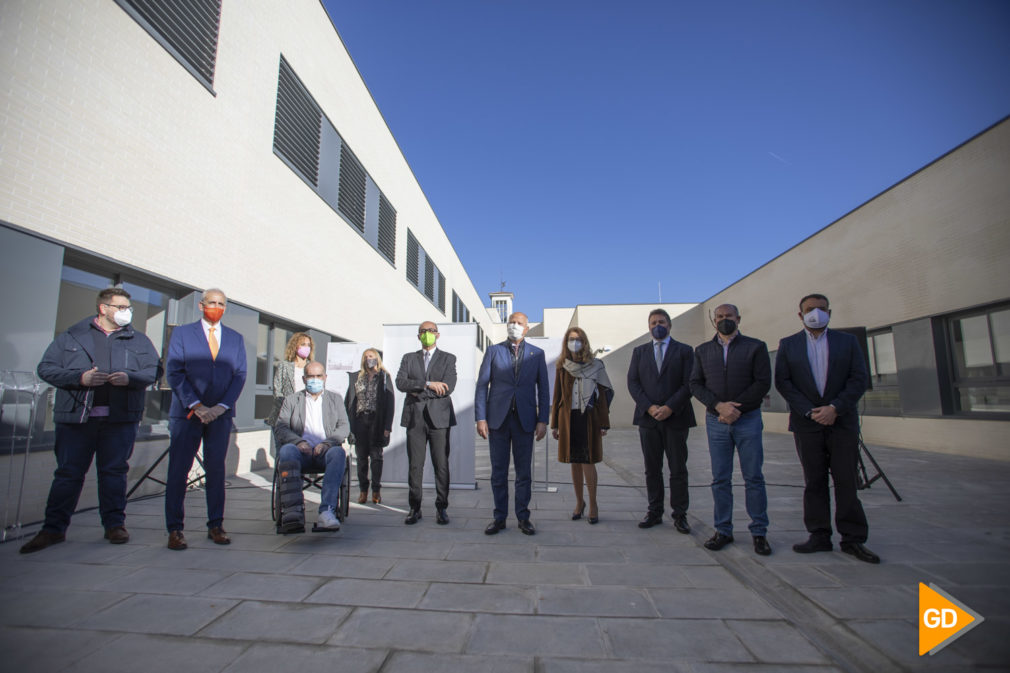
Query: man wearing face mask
20 288 162 553
775 294 877 564
164 288 247 550
396 322 457 525
274 361 349 531
689 304 772 555
475 312 550 535
627 308 696 533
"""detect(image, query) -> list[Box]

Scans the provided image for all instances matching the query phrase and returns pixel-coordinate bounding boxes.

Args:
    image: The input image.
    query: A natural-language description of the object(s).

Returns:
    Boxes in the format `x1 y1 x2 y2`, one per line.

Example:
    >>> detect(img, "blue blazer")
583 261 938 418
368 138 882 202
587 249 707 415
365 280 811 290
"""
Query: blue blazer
774 328 869 433
475 340 550 432
627 338 697 429
166 320 247 419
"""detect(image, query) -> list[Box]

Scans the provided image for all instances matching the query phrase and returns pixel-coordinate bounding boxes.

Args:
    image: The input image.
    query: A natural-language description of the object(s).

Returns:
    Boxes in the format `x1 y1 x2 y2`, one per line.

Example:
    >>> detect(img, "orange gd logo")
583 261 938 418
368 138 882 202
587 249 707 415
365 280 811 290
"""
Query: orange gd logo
919 582 984 656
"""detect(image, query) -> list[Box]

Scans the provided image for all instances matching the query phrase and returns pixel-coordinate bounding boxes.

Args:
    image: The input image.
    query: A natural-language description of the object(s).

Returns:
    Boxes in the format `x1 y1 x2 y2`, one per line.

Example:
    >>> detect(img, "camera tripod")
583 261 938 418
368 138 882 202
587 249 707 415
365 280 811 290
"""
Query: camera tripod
855 433 902 501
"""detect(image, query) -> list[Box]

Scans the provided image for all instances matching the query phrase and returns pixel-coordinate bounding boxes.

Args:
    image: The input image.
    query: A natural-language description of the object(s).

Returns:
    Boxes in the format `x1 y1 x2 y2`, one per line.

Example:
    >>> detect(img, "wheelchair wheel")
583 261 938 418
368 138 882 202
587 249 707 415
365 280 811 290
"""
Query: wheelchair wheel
339 455 351 521
270 463 279 522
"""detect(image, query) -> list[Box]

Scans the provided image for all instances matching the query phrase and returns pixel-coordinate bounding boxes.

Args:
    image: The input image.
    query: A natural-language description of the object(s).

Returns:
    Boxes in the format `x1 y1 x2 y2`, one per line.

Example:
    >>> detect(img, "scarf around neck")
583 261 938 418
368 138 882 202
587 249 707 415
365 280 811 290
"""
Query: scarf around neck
562 358 612 413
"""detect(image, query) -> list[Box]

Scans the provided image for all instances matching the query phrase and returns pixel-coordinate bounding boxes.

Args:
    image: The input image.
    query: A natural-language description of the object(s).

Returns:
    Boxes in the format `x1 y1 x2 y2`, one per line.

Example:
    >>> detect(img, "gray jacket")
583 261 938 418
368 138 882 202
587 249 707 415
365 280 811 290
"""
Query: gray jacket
395 349 457 429
274 389 350 448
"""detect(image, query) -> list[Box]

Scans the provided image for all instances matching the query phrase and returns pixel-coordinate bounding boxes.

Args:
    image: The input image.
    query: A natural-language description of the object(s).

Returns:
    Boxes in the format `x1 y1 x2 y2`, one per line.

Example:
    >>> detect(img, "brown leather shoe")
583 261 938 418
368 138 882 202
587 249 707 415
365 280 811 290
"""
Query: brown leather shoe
372 491 381 504
104 526 130 544
19 530 65 554
167 530 187 551
207 527 231 545
357 491 368 504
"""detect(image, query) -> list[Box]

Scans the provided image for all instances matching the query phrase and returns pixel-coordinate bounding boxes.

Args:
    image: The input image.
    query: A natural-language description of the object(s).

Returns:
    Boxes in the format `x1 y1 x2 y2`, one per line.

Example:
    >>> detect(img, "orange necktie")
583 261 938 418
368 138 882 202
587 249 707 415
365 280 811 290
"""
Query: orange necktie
209 327 219 360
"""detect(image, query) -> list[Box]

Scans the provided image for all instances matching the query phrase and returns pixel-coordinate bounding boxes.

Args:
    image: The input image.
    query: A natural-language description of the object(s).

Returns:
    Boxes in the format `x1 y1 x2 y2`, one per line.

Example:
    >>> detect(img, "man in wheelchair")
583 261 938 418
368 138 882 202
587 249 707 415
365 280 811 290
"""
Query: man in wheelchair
274 361 349 532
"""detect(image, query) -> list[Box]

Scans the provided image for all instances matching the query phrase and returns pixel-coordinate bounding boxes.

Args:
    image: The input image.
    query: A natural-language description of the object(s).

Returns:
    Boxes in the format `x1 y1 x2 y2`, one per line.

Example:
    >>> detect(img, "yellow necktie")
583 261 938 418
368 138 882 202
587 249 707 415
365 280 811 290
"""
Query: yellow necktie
209 327 219 360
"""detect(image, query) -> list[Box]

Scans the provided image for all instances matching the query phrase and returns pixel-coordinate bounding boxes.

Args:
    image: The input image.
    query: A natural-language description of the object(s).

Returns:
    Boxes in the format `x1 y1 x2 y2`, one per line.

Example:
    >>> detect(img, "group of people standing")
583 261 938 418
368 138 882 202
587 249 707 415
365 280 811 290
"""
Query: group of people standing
21 287 877 566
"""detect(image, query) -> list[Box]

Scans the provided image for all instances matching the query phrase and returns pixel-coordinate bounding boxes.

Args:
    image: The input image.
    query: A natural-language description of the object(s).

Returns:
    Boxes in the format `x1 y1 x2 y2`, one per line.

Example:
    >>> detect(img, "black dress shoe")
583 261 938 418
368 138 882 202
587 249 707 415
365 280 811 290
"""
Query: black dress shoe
485 519 506 535
792 536 833 554
840 541 880 564
673 515 691 534
517 519 536 536
19 530 65 554
638 514 662 529
404 509 422 525
753 536 772 556
436 508 449 525
704 532 734 550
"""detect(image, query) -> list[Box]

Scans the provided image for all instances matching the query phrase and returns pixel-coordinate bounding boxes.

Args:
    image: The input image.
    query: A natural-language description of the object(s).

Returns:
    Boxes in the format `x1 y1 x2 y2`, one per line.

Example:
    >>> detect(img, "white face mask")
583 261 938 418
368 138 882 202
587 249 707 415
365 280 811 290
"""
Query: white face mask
567 339 582 353
113 308 133 327
507 323 525 341
803 307 830 329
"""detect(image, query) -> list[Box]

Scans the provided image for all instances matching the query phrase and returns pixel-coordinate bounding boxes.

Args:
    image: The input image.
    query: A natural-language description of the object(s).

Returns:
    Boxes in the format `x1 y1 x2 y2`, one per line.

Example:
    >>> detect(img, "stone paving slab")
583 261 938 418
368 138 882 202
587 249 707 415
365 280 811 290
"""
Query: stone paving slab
419 581 536 613
199 600 350 644
0 625 119 671
220 642 386 673
70 632 248 673
82 593 239 636
305 577 429 608
328 606 473 652
466 614 606 657
600 617 755 662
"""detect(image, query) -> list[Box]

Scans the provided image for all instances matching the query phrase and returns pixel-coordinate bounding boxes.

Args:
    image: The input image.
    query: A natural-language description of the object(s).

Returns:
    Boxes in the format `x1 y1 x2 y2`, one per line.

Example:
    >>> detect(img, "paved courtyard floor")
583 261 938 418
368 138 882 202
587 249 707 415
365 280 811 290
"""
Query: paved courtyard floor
1 429 1008 672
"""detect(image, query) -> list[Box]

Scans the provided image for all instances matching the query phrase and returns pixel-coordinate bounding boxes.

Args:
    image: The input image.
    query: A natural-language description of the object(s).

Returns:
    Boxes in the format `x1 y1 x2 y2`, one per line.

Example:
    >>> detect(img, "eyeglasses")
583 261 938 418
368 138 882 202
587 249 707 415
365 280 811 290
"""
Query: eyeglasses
418 328 438 334
103 303 132 311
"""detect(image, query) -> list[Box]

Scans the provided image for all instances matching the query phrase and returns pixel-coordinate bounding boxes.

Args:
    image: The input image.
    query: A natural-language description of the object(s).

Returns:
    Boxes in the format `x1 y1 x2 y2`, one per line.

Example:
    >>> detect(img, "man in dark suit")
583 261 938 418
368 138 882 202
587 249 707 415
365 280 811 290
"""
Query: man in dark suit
475 311 550 536
274 361 349 532
627 308 696 533
774 293 878 564
395 321 456 525
164 288 247 550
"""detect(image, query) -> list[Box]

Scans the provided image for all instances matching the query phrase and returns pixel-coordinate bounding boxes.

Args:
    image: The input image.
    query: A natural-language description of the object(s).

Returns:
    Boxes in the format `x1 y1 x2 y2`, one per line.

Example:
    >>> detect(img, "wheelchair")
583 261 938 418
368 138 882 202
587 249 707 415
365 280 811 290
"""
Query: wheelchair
270 445 351 534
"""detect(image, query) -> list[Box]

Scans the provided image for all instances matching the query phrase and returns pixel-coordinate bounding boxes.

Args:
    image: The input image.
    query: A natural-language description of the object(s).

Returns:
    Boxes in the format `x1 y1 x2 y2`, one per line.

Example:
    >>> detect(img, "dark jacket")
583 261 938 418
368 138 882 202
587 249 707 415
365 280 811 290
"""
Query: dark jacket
627 338 697 429
37 316 162 424
690 333 771 416
396 349 457 429
774 328 869 433
345 370 396 447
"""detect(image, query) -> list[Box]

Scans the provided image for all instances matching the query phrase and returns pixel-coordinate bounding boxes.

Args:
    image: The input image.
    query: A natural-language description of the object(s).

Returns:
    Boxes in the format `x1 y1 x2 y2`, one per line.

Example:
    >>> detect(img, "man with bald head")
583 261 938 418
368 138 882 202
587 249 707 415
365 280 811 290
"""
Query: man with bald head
396 321 457 525
690 304 772 556
475 312 550 535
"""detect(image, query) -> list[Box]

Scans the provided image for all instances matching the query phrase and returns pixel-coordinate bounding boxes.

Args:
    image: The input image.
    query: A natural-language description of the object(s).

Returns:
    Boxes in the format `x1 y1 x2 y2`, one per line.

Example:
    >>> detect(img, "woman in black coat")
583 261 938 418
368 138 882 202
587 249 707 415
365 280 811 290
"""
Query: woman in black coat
345 348 395 504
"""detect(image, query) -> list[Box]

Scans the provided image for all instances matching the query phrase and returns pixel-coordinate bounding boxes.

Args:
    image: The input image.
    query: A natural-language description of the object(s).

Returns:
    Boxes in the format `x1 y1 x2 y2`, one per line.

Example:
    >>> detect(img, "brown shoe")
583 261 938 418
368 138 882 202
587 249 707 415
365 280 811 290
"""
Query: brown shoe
207 527 231 545
104 526 130 544
372 491 381 504
167 530 187 551
19 530 65 554
357 491 368 504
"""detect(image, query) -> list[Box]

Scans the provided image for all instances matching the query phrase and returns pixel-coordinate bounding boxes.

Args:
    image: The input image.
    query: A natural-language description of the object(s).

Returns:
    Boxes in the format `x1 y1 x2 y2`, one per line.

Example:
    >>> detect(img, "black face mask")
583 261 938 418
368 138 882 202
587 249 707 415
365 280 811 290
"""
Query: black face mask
716 319 737 336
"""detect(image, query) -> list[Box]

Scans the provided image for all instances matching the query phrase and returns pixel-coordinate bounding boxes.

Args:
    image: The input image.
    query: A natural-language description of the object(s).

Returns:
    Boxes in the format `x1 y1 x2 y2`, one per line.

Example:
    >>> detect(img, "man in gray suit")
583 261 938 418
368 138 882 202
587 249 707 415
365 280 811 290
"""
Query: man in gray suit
396 321 457 525
274 361 349 531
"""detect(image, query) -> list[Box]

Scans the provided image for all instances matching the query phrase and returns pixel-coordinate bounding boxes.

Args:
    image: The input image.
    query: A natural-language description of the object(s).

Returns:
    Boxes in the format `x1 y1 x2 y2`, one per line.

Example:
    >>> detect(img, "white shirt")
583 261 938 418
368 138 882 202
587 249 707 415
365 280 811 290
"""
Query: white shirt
201 318 224 349
301 393 327 446
805 329 829 397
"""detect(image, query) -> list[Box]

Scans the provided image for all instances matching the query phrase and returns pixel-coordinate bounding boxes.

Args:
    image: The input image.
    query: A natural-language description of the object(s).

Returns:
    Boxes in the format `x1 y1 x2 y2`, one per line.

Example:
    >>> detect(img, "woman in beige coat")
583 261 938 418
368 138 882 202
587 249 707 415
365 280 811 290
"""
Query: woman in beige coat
551 327 613 524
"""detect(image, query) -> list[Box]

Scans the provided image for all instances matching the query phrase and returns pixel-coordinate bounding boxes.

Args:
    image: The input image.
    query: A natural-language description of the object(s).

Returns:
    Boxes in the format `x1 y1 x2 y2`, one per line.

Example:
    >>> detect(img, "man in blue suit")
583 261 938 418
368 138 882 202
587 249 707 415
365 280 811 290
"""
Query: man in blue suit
774 293 878 564
627 308 697 533
164 288 247 550
475 312 550 535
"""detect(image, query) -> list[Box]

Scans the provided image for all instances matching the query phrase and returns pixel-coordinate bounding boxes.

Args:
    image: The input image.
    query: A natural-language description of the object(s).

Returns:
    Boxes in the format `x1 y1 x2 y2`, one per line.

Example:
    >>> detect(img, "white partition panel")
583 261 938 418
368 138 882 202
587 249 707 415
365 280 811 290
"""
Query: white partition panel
526 337 563 490
382 323 477 489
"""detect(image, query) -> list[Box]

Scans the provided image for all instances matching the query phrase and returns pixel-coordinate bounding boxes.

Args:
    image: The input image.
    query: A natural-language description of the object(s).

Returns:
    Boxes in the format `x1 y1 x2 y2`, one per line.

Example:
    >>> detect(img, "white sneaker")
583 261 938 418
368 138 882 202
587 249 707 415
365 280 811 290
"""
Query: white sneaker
317 509 340 530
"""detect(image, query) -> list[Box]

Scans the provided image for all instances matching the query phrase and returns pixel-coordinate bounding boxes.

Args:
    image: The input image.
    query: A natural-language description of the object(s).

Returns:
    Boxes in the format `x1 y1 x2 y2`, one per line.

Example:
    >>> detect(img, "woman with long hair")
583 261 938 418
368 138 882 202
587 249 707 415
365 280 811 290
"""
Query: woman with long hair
551 327 614 524
266 332 314 426
345 348 395 504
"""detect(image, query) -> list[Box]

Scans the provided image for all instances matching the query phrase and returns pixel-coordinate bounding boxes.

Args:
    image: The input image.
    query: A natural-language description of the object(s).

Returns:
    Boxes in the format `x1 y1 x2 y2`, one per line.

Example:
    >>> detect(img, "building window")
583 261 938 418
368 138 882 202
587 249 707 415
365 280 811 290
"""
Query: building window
272 56 396 267
255 320 299 420
405 228 445 314
863 329 901 415
115 0 222 92
475 321 485 351
492 298 508 322
948 304 1010 415
452 291 471 323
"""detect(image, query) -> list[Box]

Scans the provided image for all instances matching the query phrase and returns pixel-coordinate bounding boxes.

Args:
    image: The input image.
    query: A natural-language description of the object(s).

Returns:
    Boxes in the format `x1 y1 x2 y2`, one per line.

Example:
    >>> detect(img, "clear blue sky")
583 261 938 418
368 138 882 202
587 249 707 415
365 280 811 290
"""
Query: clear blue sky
323 1 1010 322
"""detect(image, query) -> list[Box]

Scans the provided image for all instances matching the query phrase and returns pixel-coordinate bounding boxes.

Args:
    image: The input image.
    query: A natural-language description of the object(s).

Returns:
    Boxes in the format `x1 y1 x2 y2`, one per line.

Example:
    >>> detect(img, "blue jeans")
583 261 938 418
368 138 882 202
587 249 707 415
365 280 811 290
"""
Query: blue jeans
706 409 768 537
44 419 137 533
277 443 346 513
488 411 534 522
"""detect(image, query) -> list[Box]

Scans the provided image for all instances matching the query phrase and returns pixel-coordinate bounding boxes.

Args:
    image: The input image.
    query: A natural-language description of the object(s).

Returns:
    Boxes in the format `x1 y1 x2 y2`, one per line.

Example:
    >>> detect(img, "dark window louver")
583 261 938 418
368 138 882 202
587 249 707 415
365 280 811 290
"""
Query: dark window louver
273 58 321 186
338 145 367 231
118 0 221 86
377 193 397 263
452 291 459 322
424 257 435 300
406 231 419 286
437 272 446 312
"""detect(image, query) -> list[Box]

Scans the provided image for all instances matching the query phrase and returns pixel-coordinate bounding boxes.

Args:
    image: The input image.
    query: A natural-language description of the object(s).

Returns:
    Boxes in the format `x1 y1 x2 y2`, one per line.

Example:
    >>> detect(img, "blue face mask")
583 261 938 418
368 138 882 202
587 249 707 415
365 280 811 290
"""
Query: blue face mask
305 378 324 394
651 324 669 340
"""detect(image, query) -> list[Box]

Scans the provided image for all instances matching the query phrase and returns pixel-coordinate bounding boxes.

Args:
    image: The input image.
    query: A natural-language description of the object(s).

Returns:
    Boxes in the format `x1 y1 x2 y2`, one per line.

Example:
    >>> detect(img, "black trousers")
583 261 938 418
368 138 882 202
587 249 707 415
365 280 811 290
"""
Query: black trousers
405 416 450 511
639 424 690 518
353 413 383 493
793 427 869 543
